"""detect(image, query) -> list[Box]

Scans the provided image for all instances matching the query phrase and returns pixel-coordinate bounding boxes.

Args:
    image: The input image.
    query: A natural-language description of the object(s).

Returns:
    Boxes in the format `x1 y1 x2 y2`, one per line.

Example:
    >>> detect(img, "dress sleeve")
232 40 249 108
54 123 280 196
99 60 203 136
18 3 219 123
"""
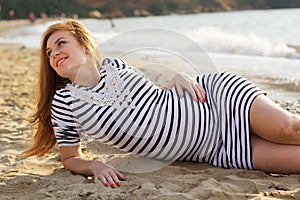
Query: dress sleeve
51 88 82 146
102 57 136 71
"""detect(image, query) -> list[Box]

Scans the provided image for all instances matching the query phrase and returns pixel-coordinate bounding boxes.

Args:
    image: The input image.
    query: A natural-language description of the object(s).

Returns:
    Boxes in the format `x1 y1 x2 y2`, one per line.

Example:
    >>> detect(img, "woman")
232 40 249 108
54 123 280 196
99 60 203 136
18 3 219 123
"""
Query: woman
23 19 300 188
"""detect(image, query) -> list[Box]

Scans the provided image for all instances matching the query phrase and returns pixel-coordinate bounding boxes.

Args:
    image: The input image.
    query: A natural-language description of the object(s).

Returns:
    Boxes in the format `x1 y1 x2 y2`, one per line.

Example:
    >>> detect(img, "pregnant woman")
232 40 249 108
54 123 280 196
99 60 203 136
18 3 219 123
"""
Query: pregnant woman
23 19 300 188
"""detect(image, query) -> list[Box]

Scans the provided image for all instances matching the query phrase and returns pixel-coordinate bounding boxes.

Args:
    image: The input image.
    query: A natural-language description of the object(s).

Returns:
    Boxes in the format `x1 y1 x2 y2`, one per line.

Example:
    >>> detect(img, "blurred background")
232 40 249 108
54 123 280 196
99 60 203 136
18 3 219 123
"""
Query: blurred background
0 0 299 101
0 0 300 20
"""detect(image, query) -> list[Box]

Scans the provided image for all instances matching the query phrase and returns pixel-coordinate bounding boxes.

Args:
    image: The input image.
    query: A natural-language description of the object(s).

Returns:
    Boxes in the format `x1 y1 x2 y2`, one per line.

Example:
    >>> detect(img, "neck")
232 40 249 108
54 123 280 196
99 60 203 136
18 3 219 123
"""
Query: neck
71 65 101 87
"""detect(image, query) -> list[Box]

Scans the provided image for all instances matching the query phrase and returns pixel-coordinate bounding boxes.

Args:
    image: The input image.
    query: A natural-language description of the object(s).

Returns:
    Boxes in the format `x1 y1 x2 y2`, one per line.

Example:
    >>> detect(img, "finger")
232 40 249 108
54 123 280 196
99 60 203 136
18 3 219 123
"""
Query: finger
96 175 110 187
190 83 201 101
115 170 127 181
109 170 124 187
198 87 207 103
194 83 207 102
176 83 184 98
180 82 196 101
199 87 206 99
195 84 204 99
106 173 120 188
199 86 206 98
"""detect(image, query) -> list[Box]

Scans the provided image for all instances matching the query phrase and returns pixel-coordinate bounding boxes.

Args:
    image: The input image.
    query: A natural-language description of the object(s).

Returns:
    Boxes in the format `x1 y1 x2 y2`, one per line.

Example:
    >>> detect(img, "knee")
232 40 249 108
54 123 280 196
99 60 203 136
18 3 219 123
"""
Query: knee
282 114 300 139
292 115 300 134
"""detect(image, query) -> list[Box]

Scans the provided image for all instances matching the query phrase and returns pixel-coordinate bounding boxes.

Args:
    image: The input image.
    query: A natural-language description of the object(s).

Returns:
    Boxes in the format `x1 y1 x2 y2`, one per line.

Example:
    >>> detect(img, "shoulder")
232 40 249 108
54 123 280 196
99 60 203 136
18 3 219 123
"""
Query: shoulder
52 87 73 107
102 57 133 70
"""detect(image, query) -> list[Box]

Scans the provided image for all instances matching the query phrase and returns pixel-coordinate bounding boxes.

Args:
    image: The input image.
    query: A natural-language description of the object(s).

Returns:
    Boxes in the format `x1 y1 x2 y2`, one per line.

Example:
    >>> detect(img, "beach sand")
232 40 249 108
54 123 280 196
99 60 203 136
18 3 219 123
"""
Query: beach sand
0 41 300 200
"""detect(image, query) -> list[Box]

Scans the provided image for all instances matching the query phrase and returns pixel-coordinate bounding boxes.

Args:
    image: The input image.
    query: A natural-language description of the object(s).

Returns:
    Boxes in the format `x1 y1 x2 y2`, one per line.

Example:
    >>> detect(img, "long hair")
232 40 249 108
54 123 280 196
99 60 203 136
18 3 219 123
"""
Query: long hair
22 19 101 157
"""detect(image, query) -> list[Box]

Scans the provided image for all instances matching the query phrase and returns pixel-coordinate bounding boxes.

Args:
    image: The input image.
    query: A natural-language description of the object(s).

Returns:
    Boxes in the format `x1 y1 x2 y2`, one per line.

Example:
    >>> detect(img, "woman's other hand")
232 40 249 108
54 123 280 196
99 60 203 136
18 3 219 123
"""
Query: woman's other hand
161 72 206 103
89 160 127 188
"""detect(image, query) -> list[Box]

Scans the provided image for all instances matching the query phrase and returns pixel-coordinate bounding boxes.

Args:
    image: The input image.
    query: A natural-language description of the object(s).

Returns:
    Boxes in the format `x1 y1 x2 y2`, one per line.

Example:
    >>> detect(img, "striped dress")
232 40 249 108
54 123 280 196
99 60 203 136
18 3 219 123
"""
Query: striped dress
51 58 266 170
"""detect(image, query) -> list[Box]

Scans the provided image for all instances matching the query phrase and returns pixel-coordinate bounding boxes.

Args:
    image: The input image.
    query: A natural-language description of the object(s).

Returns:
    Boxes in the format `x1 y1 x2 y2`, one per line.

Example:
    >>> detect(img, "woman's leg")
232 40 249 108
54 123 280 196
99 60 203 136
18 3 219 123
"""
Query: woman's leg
250 94 300 145
252 134 300 174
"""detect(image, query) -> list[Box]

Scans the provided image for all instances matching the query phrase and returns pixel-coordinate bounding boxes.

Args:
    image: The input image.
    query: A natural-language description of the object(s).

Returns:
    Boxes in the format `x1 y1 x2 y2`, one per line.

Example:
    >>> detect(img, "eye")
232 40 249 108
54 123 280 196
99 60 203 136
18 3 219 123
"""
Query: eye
46 50 52 57
58 41 66 46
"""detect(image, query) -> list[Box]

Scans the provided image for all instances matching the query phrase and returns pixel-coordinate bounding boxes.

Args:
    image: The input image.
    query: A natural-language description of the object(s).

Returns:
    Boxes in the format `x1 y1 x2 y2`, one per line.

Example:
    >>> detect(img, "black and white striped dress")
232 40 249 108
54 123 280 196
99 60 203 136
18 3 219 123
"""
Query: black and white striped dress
51 58 266 170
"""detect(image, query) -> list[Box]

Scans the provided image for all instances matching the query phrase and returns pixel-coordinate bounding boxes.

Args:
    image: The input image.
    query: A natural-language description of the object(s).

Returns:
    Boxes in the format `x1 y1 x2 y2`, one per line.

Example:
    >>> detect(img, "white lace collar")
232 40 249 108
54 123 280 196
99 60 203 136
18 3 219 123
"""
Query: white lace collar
66 58 135 109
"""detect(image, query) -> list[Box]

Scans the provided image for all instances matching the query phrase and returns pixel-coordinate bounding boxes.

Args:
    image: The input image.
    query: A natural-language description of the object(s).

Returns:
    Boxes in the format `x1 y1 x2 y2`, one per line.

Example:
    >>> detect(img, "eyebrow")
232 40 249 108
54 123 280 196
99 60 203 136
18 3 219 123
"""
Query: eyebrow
46 37 66 52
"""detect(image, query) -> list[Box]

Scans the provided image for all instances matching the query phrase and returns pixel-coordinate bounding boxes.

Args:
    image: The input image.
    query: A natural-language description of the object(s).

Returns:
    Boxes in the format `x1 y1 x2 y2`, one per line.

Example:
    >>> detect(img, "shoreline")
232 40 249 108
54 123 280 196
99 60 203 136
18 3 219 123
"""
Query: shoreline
0 18 56 37
0 19 30 33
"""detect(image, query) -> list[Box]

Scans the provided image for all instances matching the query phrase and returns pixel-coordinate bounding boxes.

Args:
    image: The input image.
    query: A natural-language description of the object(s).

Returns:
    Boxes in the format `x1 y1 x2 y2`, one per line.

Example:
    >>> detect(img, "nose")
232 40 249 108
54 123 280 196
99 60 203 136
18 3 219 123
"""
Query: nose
51 48 61 58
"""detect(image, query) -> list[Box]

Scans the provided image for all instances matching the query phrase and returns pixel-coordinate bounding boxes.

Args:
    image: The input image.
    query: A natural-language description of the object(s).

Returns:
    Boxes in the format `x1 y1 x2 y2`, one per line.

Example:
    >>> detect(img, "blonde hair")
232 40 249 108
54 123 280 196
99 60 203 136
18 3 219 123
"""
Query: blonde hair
23 19 101 157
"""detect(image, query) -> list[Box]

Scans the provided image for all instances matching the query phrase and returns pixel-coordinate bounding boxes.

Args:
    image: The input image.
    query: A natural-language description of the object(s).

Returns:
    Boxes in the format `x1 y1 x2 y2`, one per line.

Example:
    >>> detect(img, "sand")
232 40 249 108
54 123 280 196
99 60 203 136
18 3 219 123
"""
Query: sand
1 36 300 199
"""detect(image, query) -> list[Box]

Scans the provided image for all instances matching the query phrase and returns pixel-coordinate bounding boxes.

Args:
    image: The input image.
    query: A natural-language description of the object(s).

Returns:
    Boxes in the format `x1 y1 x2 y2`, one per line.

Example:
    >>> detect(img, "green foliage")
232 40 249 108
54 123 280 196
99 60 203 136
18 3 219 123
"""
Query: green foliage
0 0 91 19
238 0 264 9
266 0 300 8
166 0 179 11
215 0 228 9
1 0 300 20
120 4 135 16
149 3 166 15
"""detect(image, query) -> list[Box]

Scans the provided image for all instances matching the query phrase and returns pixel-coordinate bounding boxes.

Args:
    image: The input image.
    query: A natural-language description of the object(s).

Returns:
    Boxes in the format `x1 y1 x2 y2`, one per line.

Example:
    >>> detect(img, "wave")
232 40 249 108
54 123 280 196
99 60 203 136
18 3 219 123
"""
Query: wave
250 75 300 92
94 26 300 60
2 18 300 60
186 27 300 59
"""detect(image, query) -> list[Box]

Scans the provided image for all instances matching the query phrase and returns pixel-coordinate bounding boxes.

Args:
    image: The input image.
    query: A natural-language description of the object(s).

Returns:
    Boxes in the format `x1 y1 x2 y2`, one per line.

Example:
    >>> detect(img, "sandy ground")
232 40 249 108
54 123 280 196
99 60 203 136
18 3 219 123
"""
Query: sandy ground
0 38 300 199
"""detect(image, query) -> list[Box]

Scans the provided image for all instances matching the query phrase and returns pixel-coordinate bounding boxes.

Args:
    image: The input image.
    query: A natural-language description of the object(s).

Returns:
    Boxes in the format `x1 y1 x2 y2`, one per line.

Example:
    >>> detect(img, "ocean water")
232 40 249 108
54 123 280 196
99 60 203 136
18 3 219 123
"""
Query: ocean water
1 8 299 100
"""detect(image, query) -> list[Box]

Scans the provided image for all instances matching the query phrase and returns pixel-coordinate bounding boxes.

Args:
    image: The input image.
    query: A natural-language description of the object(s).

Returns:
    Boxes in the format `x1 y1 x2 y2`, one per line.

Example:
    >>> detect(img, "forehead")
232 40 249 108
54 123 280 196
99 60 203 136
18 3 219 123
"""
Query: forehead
46 30 76 48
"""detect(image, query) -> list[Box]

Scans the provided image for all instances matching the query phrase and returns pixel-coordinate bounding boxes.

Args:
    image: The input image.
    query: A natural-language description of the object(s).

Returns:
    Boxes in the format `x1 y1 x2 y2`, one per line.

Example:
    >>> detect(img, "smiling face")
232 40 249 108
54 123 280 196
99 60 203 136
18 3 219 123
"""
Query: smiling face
46 30 89 82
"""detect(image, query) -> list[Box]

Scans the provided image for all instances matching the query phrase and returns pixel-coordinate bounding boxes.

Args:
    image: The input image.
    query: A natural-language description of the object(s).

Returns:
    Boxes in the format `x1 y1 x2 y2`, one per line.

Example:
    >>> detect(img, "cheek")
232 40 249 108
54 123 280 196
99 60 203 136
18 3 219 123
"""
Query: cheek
49 58 57 70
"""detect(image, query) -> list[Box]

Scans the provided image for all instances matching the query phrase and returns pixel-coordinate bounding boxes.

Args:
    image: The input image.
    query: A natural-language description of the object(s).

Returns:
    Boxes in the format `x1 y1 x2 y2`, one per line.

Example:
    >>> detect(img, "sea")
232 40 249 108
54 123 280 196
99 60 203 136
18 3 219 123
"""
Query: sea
1 8 299 101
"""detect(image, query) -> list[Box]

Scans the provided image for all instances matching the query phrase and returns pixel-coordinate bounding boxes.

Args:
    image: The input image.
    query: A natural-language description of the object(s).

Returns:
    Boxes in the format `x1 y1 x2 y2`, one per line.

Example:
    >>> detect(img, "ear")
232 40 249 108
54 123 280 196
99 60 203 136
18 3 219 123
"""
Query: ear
85 48 90 55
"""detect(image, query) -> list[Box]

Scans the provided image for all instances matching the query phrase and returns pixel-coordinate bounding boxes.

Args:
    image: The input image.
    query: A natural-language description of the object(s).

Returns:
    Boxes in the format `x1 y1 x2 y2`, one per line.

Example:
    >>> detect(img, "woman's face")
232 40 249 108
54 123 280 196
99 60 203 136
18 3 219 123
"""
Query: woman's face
46 30 89 81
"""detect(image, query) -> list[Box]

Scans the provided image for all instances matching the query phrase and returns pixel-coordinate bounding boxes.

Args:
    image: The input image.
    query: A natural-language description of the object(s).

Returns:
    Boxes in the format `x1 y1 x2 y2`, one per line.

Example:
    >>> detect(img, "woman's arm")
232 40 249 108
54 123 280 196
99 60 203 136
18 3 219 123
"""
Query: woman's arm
161 72 206 103
59 145 126 188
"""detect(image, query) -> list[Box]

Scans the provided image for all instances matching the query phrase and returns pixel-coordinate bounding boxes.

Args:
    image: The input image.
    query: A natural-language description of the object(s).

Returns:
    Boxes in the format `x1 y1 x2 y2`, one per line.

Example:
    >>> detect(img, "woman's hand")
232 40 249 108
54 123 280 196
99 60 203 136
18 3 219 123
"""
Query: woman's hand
89 160 127 188
59 145 126 188
161 72 206 103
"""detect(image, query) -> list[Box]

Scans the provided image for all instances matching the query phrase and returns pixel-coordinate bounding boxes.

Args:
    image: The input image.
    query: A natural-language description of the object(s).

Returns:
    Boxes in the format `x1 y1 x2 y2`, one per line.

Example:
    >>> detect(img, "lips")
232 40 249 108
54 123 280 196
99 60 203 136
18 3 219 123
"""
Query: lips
56 57 68 67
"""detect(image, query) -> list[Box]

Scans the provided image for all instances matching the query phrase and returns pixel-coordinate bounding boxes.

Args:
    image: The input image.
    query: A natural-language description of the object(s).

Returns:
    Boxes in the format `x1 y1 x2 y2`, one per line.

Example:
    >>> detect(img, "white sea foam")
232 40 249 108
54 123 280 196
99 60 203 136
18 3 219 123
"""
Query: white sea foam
186 26 300 59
